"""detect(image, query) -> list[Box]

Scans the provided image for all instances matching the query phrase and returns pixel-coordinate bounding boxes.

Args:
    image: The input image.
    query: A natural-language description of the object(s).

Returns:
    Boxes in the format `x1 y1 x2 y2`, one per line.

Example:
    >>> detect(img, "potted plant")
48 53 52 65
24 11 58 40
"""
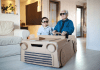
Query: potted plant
9 3 15 14
1 4 8 13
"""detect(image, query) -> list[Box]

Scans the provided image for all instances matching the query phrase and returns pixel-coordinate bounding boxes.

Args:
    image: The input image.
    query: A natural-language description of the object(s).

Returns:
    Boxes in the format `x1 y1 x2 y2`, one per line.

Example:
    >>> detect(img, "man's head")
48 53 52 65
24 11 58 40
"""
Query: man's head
41 17 49 27
60 10 68 20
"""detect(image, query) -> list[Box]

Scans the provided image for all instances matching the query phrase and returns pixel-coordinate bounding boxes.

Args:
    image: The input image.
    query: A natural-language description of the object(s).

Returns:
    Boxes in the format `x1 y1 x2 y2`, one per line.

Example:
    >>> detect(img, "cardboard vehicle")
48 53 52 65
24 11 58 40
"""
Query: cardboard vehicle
20 33 77 68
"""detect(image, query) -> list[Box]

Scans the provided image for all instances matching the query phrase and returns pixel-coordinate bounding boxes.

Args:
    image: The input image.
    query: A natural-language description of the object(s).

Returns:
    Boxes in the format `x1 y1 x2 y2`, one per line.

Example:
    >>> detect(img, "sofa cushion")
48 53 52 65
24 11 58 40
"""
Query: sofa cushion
0 36 22 46
2 31 14 36
0 21 14 35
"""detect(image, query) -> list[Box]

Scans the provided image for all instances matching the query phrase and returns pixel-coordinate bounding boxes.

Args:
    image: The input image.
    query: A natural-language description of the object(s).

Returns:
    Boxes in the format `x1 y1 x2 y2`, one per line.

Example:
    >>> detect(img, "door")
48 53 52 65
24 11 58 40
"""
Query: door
49 1 59 27
50 2 57 27
77 8 82 37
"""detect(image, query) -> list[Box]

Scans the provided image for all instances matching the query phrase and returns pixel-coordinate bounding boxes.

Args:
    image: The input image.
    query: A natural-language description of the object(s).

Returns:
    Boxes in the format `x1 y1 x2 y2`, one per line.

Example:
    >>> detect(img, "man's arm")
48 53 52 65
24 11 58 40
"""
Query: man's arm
54 21 60 32
64 20 74 35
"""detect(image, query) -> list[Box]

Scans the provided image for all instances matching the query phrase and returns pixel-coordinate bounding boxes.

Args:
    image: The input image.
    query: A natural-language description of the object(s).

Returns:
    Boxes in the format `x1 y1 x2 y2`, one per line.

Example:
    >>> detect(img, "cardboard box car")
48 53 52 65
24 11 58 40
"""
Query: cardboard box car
20 35 77 68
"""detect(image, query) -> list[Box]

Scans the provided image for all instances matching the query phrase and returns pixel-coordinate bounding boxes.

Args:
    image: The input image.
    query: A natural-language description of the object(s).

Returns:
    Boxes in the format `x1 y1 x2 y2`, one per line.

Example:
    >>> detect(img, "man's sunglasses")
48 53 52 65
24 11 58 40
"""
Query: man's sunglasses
60 13 67 16
42 21 48 23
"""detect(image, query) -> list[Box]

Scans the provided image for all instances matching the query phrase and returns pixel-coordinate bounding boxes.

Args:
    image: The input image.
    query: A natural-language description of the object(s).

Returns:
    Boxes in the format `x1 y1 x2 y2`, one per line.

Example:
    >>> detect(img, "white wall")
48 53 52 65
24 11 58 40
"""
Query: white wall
42 0 49 19
86 0 100 51
76 1 84 6
0 0 20 29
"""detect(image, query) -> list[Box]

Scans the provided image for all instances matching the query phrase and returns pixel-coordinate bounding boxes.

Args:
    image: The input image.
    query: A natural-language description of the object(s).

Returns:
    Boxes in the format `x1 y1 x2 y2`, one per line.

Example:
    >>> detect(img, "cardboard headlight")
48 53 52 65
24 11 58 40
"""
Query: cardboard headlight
47 44 56 53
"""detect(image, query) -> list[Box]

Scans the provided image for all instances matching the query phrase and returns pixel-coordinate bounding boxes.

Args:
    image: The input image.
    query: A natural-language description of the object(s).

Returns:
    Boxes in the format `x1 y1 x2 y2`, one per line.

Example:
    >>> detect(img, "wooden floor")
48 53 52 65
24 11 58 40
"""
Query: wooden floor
0 38 100 70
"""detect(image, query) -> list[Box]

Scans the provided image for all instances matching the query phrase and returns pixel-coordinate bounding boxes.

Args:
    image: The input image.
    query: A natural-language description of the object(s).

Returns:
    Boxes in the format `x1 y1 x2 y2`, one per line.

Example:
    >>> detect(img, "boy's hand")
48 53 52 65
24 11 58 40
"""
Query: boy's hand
52 30 56 34
61 31 67 36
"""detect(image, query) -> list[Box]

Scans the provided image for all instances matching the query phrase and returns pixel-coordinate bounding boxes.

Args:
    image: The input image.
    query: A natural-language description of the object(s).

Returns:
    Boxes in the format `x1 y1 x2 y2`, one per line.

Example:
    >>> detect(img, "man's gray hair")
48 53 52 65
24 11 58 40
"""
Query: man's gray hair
62 10 68 15
65 10 68 15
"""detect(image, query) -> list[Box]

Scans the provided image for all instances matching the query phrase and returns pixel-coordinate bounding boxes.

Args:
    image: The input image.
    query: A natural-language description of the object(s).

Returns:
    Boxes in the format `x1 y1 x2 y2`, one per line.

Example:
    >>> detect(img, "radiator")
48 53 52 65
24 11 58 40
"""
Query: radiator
25 51 52 66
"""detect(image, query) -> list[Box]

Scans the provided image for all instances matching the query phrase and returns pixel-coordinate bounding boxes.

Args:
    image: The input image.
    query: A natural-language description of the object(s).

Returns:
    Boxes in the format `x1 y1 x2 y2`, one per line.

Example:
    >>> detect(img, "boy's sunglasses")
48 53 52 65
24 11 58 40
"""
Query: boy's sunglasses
60 13 67 16
42 21 48 23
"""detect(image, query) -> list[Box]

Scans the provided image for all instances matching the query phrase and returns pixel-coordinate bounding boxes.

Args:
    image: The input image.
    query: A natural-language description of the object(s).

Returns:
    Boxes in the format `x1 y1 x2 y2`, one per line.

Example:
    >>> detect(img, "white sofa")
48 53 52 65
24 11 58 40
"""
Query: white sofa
0 21 30 58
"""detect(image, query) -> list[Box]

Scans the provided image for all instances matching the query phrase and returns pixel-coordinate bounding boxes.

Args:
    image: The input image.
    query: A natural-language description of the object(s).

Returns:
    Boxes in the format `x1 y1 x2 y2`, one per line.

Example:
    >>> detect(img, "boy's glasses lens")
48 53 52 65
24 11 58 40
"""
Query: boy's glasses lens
42 21 48 23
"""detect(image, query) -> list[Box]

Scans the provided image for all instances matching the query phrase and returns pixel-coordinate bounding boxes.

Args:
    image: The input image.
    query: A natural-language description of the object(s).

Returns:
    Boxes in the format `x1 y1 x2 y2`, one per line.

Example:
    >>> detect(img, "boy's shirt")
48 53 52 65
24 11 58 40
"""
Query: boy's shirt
37 26 53 35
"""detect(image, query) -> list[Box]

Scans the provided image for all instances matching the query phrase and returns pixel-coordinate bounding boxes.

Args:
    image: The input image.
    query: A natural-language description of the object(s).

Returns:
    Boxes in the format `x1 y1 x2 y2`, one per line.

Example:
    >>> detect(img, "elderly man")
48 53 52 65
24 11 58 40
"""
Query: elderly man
52 10 74 38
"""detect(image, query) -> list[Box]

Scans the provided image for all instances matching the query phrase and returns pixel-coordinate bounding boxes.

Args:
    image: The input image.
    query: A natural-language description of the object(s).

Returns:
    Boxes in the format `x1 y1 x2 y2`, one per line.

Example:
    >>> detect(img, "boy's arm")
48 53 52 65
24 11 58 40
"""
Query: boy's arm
50 27 54 35
37 28 41 35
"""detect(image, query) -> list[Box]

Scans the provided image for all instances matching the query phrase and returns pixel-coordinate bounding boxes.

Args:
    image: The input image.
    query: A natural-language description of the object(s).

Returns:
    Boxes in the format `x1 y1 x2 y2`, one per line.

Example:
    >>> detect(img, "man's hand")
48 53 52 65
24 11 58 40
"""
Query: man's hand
61 31 67 36
52 30 56 35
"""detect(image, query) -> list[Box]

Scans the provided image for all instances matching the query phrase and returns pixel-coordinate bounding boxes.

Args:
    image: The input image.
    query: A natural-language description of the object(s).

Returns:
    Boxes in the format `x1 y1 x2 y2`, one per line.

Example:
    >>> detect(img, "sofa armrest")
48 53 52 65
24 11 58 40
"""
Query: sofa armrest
14 29 30 40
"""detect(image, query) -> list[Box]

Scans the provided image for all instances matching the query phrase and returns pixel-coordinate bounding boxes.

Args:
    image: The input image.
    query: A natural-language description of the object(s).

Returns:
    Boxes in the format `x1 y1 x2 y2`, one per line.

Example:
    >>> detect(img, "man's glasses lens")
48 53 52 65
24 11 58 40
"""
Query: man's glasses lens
42 21 48 23
60 13 66 16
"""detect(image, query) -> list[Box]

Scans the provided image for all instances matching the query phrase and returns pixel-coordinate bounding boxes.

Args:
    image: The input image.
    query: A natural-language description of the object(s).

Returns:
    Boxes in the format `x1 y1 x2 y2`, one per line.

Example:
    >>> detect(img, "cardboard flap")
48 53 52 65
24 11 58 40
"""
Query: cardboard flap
29 36 62 42
38 35 65 39
30 37 45 41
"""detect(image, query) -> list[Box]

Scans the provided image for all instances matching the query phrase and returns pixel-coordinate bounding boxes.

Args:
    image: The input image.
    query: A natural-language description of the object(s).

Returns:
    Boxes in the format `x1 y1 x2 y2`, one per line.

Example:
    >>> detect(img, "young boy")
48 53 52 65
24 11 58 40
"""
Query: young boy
37 17 53 35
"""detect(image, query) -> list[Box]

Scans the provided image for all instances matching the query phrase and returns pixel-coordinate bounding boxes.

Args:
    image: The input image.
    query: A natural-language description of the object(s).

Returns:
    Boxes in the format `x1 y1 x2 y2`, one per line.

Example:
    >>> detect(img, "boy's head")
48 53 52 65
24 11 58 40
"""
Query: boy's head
41 17 49 27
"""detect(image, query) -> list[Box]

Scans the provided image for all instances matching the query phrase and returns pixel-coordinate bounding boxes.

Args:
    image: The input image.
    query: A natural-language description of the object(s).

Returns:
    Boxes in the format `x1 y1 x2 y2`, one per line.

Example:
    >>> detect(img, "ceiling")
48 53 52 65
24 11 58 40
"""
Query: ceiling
1 0 86 3
51 0 87 3
20 0 28 2
1 0 15 1
1 0 28 2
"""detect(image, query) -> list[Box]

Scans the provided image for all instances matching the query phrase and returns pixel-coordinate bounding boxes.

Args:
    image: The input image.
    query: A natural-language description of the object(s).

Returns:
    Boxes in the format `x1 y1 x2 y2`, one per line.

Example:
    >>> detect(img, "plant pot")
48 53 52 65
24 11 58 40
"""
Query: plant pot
11 11 14 14
2 11 5 13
